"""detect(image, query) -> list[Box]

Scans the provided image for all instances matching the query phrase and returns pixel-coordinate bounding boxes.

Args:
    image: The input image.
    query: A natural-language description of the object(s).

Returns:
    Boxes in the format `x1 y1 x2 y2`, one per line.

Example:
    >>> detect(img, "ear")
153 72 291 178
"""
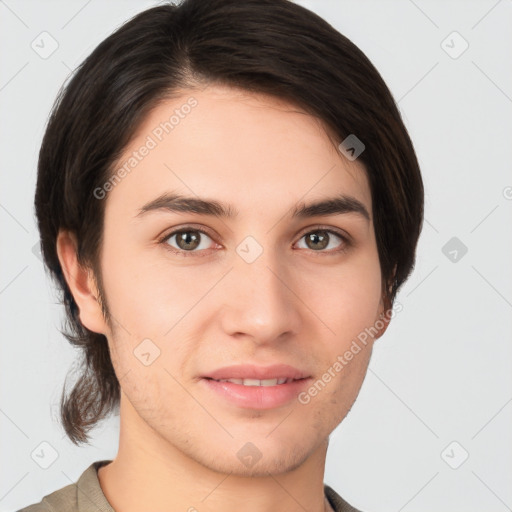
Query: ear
56 229 109 334
373 293 391 341
372 271 396 341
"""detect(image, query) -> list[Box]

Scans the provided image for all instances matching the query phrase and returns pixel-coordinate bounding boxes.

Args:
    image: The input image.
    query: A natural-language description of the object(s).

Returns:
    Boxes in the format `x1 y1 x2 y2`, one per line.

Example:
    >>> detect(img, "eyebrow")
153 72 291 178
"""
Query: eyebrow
135 192 370 221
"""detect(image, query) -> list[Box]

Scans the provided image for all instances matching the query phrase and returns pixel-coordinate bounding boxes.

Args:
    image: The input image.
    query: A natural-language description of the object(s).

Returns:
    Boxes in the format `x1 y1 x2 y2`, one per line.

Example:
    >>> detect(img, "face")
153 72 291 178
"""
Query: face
78 84 388 476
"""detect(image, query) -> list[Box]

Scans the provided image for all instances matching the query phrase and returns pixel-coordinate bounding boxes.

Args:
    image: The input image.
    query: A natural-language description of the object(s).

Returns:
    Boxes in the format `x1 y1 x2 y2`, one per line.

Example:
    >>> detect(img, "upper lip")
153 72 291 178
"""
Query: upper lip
203 364 310 381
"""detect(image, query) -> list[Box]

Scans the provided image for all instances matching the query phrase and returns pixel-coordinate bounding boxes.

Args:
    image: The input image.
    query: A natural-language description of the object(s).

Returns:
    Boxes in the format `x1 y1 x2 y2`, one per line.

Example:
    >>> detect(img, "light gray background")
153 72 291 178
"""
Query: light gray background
1 1 511 511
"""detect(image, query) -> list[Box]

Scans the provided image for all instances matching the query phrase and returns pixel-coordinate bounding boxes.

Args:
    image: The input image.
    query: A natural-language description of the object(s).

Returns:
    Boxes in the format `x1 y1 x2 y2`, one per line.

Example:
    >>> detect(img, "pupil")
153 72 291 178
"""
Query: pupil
308 231 328 250
179 231 199 250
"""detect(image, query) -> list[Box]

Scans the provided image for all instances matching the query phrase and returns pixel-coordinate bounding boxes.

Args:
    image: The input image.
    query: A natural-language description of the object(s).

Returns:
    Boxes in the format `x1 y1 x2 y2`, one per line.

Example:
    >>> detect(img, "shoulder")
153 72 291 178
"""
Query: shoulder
16 459 113 512
324 483 365 512
16 481 77 512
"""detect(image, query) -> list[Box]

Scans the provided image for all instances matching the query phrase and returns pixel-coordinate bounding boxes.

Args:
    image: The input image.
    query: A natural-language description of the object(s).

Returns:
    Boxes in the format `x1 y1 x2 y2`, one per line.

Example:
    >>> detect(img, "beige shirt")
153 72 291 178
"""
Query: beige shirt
17 459 362 512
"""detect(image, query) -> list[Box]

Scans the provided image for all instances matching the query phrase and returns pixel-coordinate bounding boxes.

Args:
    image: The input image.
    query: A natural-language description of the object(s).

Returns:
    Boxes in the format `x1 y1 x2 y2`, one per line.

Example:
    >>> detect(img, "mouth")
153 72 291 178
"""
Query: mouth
204 377 305 386
200 375 312 409
202 363 310 382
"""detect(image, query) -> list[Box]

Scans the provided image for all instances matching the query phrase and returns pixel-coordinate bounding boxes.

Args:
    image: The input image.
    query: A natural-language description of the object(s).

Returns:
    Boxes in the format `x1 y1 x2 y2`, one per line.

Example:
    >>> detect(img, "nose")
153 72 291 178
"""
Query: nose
218 242 303 345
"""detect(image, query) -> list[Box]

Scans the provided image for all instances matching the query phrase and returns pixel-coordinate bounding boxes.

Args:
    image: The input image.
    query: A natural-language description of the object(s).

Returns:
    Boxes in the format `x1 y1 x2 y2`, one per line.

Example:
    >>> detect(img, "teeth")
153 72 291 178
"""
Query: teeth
216 377 292 386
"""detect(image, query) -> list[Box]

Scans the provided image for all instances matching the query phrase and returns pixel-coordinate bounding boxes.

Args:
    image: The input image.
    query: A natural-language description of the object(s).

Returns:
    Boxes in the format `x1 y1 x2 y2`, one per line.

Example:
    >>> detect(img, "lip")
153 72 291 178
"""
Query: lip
201 376 312 410
200 364 312 410
202 364 310 381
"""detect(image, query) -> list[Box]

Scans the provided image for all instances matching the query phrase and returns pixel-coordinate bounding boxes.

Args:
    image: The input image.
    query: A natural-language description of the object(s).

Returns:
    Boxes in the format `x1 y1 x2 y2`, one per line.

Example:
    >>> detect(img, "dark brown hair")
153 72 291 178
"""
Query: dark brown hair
35 0 423 445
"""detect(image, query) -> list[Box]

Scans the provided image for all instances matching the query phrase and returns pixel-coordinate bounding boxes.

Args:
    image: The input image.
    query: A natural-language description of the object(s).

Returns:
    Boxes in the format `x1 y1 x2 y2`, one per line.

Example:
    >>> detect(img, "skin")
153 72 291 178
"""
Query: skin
57 84 390 512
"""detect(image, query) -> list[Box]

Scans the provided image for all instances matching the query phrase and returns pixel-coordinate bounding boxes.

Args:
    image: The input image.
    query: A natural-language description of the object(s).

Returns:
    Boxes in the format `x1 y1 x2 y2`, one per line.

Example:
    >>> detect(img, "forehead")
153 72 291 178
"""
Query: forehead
104 84 372 220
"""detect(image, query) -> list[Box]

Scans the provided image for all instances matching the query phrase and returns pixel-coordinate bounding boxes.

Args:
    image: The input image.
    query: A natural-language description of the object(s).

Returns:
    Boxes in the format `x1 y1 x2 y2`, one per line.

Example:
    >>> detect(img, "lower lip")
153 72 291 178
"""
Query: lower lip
201 377 312 410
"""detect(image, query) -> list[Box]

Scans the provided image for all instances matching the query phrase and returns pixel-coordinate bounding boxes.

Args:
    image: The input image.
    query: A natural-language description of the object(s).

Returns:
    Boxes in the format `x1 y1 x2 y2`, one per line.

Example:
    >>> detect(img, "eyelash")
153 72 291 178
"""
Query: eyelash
157 225 351 258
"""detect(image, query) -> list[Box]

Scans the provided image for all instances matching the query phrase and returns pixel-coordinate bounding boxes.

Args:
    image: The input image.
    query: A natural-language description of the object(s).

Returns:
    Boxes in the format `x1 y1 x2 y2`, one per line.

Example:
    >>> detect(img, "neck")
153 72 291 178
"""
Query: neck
98 393 332 512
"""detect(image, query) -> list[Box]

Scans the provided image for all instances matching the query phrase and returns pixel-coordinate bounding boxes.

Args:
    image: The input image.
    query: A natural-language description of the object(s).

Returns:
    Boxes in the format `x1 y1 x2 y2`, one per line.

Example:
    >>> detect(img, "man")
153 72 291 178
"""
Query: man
18 1 423 511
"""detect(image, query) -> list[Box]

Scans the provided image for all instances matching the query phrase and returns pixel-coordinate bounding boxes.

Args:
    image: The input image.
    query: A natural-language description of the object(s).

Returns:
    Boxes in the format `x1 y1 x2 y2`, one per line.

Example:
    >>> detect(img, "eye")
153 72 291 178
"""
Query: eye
295 228 349 253
160 227 216 256
159 225 350 257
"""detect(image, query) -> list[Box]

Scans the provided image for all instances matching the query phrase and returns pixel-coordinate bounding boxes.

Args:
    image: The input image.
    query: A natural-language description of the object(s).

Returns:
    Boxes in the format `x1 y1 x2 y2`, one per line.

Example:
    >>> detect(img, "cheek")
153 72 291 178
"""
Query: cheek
101 227 382 347
302 254 383 342
99 240 187 335
100 241 213 378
